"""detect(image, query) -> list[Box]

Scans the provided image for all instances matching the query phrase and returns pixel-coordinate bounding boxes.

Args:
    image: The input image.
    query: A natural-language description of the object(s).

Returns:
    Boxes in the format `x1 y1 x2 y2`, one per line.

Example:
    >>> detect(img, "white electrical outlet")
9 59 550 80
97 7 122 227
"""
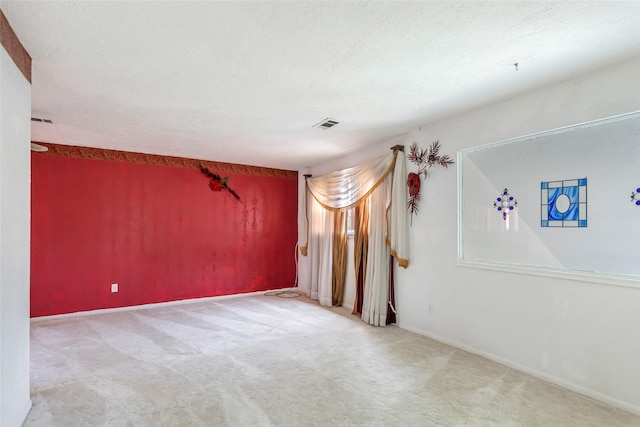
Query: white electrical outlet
111 283 118 293
428 303 433 314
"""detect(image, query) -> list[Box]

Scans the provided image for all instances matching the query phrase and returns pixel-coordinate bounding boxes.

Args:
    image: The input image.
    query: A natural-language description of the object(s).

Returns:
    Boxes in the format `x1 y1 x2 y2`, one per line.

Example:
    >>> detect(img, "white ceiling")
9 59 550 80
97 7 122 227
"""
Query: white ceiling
3 1 640 170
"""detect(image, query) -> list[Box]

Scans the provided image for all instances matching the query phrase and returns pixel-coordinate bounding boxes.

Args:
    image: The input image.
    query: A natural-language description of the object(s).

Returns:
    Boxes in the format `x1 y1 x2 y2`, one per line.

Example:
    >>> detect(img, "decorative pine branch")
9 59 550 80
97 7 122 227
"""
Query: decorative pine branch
408 140 454 177
406 140 454 223
438 154 454 168
408 141 427 167
426 141 440 166
407 192 420 219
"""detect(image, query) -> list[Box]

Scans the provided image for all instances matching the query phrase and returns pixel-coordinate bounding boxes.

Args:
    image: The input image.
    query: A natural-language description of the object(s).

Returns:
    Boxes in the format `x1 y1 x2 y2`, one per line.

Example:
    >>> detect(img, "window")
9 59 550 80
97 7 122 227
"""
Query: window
347 208 354 237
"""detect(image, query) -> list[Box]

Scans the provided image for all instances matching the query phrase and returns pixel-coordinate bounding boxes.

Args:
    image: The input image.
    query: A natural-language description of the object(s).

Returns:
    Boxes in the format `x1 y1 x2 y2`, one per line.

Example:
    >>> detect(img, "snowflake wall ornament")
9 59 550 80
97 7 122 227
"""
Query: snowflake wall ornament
631 187 640 206
493 188 518 220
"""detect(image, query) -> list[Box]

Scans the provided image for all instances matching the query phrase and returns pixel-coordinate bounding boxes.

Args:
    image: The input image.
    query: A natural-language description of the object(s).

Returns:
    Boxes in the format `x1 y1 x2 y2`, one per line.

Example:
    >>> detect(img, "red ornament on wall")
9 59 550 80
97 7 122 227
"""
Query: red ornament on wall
209 179 223 192
199 164 240 200
407 172 421 197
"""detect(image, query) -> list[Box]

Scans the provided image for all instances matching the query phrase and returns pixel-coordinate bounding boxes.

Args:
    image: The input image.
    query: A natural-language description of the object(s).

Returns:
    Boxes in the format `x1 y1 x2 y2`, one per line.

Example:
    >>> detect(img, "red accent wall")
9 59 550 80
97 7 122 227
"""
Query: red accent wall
31 154 297 317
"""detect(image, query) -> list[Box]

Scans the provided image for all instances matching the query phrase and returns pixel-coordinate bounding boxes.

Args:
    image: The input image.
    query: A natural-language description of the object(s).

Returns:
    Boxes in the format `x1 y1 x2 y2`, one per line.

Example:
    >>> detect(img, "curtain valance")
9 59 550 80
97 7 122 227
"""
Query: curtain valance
306 152 396 211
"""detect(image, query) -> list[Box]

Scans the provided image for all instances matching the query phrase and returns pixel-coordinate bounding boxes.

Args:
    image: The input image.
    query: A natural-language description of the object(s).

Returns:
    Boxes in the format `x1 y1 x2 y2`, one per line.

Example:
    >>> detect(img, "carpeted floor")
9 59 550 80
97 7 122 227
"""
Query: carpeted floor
25 293 639 426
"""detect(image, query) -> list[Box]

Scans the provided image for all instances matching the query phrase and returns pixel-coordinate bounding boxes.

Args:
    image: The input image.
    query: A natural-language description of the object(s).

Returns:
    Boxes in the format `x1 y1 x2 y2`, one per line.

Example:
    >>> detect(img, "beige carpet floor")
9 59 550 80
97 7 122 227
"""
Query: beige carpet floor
24 293 639 426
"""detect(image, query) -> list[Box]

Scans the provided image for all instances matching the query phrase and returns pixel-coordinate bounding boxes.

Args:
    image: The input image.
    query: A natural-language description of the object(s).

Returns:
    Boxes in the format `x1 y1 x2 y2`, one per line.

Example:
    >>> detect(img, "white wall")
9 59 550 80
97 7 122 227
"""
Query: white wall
0 46 32 427
298 56 640 413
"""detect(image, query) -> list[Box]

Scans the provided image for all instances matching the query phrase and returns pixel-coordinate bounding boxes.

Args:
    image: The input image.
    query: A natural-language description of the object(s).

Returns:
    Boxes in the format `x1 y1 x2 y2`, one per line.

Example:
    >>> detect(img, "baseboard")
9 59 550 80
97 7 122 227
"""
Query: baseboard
31 289 287 322
16 399 32 427
398 322 640 417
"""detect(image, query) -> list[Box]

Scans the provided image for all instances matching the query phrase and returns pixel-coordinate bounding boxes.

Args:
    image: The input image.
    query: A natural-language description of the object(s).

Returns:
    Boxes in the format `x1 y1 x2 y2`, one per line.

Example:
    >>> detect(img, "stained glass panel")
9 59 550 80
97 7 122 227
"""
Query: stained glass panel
541 178 587 227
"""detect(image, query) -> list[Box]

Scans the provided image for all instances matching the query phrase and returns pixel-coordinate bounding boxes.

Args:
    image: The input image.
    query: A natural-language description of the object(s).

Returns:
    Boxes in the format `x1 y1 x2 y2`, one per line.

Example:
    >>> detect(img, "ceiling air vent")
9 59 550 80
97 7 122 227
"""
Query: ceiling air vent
31 117 54 124
312 118 339 130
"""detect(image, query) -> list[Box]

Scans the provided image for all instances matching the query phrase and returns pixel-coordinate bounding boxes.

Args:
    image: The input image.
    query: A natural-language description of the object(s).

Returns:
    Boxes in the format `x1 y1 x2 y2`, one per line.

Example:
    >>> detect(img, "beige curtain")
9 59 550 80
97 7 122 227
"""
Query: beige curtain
361 172 391 325
302 148 409 321
307 195 334 306
388 146 409 267
332 211 348 306
352 199 369 315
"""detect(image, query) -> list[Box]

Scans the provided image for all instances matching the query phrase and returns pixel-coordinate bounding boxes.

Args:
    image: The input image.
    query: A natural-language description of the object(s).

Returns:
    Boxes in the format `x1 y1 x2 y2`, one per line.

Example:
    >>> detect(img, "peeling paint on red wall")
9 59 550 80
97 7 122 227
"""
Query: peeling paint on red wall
31 153 297 317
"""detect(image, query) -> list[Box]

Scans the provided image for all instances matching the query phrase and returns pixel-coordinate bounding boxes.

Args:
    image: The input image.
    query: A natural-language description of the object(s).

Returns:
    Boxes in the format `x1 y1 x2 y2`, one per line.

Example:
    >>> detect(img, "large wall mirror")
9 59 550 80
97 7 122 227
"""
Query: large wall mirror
458 112 640 286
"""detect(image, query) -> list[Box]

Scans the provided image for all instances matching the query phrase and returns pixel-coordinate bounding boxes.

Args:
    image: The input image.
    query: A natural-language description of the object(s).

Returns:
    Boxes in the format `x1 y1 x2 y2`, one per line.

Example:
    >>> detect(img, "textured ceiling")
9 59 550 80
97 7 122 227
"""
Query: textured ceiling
3 1 640 170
